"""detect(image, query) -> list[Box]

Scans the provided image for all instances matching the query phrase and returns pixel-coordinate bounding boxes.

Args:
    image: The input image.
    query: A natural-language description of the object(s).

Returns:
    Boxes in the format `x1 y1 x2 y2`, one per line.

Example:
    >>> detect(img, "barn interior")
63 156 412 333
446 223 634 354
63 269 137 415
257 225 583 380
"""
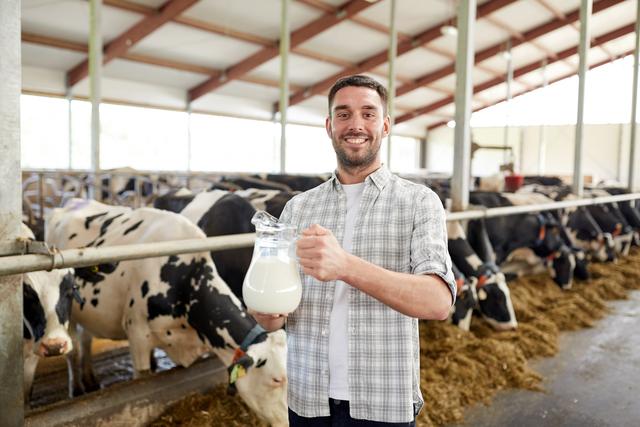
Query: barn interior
1 0 640 426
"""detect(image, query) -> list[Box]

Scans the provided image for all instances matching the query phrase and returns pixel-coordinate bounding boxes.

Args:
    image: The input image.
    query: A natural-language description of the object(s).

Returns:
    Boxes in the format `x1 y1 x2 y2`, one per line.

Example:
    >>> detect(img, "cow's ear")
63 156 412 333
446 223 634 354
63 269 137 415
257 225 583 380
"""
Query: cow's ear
226 354 254 395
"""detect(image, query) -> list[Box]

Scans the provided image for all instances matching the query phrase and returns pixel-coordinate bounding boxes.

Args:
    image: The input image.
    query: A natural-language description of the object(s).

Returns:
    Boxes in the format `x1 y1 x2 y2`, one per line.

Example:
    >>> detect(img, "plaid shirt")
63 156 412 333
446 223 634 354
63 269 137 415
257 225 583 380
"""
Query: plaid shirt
280 165 456 423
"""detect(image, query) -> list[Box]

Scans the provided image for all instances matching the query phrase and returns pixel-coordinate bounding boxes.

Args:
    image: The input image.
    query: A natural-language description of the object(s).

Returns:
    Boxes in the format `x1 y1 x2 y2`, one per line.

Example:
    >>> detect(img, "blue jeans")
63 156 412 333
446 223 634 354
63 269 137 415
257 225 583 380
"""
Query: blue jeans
288 399 416 427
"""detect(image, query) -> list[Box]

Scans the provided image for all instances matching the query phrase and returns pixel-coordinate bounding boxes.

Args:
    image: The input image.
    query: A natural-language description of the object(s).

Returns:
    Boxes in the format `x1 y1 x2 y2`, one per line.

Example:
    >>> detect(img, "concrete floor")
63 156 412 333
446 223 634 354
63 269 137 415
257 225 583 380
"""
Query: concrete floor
448 290 640 427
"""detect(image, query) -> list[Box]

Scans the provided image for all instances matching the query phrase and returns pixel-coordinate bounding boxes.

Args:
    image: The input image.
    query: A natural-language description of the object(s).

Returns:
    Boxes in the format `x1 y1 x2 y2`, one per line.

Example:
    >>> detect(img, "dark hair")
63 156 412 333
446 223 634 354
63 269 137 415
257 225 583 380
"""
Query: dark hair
327 74 388 116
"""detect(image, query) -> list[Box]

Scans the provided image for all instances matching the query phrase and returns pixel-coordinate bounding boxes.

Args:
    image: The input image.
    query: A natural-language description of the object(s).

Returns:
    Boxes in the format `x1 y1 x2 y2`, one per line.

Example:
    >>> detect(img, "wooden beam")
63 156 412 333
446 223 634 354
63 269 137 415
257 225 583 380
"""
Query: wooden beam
283 0 518 109
396 22 635 125
394 0 624 99
67 0 199 87
23 32 303 91
187 0 377 102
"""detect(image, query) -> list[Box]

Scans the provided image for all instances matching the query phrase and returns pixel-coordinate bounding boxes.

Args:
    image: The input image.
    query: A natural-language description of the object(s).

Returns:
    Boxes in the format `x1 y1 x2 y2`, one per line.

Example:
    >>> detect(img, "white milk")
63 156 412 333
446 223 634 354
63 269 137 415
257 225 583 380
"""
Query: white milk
243 256 302 314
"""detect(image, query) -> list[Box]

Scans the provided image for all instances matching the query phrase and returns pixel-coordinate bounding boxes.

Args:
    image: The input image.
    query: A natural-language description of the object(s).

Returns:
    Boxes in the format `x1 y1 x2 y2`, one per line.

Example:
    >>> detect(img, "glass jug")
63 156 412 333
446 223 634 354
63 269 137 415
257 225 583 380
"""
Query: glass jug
243 211 302 314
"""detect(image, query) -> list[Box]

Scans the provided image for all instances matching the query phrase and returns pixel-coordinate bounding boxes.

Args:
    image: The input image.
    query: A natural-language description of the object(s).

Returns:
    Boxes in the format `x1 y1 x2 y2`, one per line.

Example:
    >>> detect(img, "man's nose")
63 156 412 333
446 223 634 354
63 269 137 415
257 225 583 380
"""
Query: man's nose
348 115 365 131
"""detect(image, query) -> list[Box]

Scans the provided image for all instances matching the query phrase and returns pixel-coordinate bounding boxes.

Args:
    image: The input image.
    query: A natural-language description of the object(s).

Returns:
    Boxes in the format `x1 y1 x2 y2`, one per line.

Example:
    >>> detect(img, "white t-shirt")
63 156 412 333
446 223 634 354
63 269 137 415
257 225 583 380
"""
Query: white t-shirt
328 182 365 400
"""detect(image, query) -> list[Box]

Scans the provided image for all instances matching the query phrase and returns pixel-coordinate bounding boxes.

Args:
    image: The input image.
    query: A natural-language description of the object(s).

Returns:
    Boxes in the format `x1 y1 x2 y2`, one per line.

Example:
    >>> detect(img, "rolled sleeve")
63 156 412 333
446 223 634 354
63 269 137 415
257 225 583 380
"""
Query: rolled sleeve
410 190 456 304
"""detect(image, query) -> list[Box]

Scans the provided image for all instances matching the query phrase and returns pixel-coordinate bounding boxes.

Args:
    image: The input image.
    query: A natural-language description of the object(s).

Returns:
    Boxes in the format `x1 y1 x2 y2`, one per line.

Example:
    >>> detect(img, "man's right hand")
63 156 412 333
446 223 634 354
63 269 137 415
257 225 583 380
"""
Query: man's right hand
248 309 287 332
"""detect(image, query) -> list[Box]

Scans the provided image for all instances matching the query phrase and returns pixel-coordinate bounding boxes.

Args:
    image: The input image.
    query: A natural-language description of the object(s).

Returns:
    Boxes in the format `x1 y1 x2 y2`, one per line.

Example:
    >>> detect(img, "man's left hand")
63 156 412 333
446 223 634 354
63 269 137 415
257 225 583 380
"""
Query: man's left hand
296 224 348 282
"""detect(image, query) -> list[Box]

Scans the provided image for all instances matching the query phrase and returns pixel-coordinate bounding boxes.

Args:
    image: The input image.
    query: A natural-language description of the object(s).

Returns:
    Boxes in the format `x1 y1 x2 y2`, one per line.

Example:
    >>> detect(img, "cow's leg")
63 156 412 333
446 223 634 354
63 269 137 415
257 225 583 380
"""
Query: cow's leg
24 352 39 405
65 321 85 397
127 324 154 379
149 349 158 373
78 326 100 393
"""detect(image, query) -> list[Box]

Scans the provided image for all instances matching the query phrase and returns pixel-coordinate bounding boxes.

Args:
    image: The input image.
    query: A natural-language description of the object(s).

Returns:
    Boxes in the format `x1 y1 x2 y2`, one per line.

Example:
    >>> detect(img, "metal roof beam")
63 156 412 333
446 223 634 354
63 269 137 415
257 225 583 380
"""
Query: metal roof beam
408 23 635 128
282 0 518 109
187 0 377 102
67 0 199 87
427 47 635 131
395 0 624 99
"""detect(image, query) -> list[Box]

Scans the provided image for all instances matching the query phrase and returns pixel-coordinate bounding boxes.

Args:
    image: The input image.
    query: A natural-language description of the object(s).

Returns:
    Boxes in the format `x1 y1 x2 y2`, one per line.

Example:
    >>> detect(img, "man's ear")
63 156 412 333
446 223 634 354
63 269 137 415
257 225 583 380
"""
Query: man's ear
325 116 332 139
383 114 391 137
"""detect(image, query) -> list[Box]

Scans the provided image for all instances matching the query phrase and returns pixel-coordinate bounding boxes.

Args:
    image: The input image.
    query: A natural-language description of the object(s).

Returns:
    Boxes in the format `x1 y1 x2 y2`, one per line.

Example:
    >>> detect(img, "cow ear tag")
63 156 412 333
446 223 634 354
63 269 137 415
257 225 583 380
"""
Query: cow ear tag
230 364 247 384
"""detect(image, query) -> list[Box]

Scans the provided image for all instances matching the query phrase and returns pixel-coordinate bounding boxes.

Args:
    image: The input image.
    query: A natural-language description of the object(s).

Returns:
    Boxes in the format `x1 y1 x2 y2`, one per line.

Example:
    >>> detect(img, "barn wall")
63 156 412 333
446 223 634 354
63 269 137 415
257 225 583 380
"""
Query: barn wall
427 123 632 186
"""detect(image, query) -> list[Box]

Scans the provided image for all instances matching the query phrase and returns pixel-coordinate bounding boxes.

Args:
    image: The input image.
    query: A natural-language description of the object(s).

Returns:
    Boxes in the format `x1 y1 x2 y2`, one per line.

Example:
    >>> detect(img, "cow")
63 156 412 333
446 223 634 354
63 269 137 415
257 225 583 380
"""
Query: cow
447 220 517 331
45 199 288 427
254 173 328 192
585 188 638 253
449 263 478 332
469 191 576 289
154 189 257 300
222 176 293 192
235 188 298 219
20 224 80 404
516 186 616 263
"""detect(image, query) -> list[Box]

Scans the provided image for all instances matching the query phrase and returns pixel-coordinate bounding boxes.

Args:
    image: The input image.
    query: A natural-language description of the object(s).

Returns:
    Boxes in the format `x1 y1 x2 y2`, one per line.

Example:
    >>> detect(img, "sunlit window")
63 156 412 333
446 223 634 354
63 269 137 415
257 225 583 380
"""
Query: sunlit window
189 114 277 173
21 95 69 169
100 104 189 171
389 135 420 173
284 124 335 174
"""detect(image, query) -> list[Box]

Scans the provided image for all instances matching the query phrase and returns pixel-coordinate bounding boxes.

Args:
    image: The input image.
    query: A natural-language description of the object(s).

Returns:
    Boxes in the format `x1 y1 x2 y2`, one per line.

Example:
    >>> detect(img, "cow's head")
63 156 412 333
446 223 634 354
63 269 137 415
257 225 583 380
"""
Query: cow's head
571 248 590 281
545 245 576 290
23 268 80 357
450 276 478 332
475 267 517 331
232 329 288 427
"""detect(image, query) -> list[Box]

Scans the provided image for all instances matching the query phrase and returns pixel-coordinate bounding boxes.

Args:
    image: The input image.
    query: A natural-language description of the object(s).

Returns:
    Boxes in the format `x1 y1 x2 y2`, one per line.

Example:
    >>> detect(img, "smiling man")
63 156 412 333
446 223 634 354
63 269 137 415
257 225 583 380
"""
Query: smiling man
251 75 456 426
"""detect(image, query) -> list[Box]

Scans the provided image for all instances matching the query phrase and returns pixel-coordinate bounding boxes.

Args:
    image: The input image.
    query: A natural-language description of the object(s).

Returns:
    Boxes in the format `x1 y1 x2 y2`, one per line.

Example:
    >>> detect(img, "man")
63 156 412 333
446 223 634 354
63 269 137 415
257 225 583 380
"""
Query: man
252 75 455 426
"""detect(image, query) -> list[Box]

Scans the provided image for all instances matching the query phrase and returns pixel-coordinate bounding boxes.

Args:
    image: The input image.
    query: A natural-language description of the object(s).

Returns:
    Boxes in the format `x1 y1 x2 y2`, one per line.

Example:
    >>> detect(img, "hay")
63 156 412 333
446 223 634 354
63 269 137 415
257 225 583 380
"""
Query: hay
150 383 267 427
150 249 640 426
418 248 640 426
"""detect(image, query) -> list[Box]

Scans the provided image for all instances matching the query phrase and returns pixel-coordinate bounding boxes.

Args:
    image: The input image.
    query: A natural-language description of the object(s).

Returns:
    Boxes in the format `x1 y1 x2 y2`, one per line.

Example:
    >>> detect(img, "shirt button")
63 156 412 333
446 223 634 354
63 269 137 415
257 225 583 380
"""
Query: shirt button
350 327 356 334
321 329 327 336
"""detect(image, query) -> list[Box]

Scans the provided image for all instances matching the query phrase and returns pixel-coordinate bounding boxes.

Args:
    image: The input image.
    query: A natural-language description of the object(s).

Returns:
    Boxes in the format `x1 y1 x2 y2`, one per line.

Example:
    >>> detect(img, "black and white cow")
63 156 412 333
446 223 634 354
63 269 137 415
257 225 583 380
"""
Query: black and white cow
235 188 298 219
154 189 257 300
447 221 517 331
516 186 616 263
254 173 328 192
20 224 79 403
469 192 576 289
449 263 478 332
45 199 288 427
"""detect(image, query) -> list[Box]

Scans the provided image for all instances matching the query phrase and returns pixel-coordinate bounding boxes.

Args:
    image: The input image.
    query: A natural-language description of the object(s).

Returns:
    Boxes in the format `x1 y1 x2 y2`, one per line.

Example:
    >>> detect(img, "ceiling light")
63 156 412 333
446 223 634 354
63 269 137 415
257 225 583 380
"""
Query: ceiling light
441 25 458 37
447 120 456 128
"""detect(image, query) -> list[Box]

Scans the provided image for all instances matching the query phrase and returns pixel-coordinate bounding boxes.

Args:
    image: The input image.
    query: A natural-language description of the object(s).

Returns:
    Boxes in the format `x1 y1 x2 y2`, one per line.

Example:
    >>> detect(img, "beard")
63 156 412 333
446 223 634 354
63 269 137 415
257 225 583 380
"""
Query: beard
331 131 382 169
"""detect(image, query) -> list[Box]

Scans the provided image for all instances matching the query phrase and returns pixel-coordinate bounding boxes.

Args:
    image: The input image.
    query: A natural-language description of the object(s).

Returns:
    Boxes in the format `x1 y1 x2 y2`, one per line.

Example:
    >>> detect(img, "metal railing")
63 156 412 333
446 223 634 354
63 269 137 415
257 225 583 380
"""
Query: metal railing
2 192 639 278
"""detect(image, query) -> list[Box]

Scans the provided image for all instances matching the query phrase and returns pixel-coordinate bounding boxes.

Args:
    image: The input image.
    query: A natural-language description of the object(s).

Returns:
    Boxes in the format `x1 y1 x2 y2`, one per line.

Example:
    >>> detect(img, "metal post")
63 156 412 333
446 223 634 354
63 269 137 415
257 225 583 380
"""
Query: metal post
279 0 290 173
628 0 640 191
503 39 513 165
89 0 102 199
419 132 428 170
573 0 592 197
387 0 397 170
538 60 548 174
187 103 192 173
451 0 476 212
0 0 24 422
66 88 73 169
617 123 624 182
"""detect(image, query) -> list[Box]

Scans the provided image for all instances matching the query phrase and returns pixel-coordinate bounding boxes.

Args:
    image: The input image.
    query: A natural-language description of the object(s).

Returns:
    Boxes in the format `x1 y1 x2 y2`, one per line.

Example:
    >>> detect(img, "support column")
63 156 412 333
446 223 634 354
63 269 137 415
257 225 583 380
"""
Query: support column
628 0 640 191
187 103 192 173
67 88 73 169
503 39 513 165
573 0 592 197
451 0 476 212
88 0 102 199
279 0 290 173
0 0 24 424
387 0 397 169
538 60 548 174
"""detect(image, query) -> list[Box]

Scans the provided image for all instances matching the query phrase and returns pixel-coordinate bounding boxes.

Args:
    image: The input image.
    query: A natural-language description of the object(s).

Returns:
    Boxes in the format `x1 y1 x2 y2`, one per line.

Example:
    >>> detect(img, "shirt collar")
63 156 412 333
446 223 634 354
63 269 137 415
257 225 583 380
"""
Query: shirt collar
330 164 391 192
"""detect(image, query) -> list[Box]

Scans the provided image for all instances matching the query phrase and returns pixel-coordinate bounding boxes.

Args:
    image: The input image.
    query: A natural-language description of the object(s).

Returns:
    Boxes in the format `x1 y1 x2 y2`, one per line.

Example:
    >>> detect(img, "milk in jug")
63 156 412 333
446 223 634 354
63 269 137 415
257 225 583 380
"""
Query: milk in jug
243 211 302 314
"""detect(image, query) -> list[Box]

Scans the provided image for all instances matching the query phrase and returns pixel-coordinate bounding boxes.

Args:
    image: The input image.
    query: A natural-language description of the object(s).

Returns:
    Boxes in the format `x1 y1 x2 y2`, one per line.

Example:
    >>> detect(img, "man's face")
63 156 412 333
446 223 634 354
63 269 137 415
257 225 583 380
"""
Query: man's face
326 86 390 170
